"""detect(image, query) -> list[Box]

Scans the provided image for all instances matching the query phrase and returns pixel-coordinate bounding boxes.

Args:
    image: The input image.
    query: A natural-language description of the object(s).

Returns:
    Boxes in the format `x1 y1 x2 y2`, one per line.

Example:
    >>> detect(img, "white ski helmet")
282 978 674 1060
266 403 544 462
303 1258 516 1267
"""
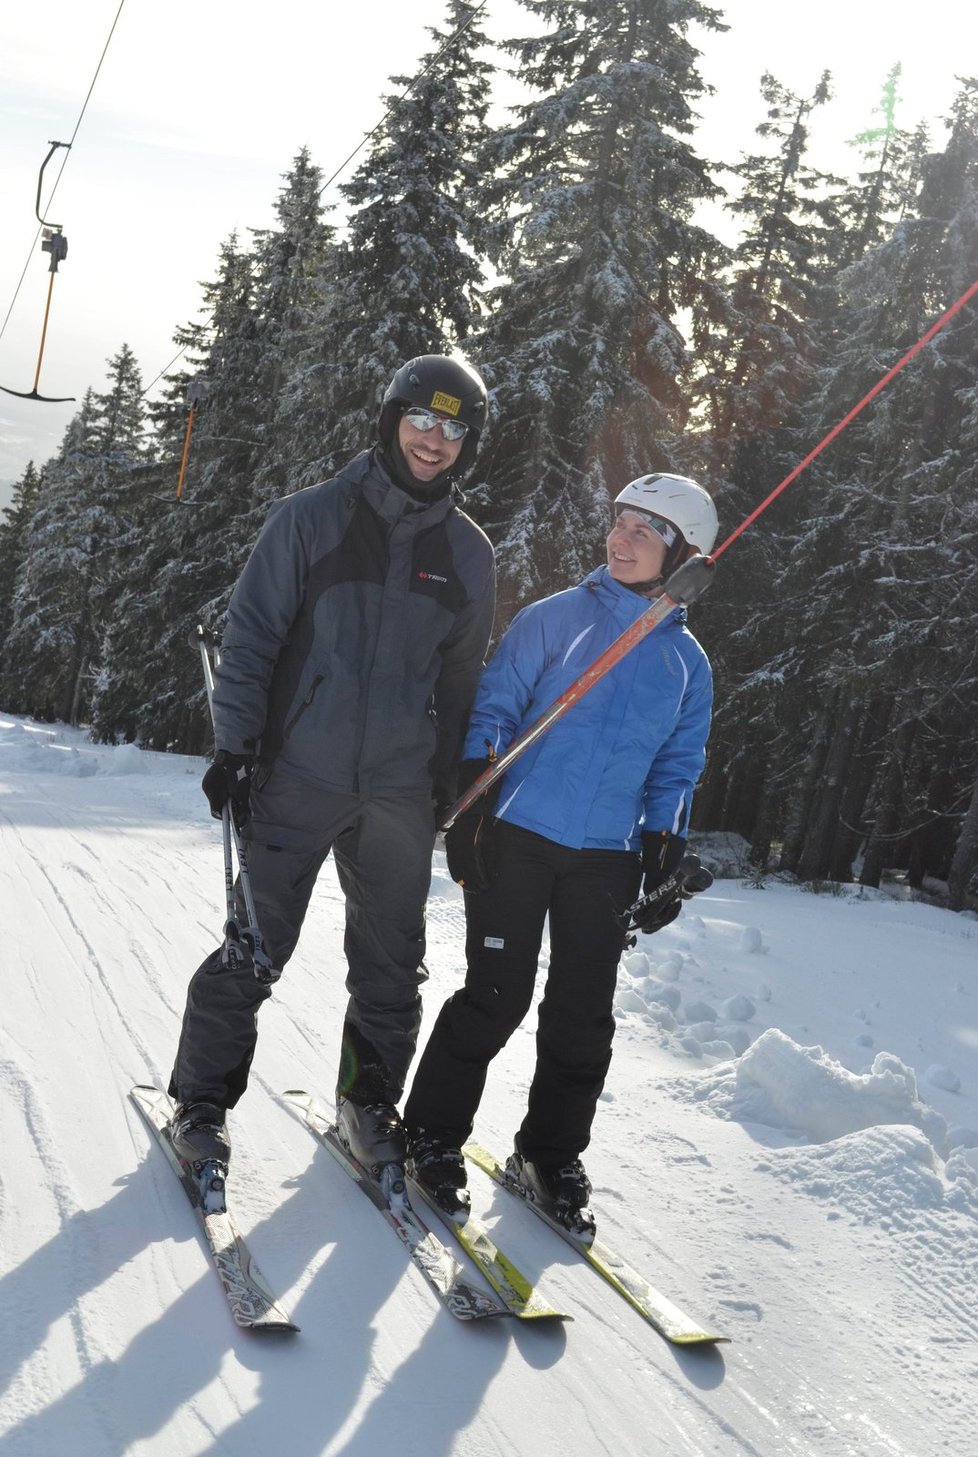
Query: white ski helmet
613 473 719 557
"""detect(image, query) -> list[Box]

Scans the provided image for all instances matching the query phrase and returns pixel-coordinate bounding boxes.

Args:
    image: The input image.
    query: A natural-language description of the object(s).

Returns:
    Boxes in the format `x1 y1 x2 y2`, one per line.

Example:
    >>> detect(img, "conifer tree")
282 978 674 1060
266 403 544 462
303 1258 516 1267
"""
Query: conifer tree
471 0 728 621
2 343 150 723
700 80 978 888
90 236 262 748
0 460 41 650
690 71 846 854
697 71 841 463
835 66 929 266
93 157 336 750
0 401 101 719
304 0 494 478
247 148 338 504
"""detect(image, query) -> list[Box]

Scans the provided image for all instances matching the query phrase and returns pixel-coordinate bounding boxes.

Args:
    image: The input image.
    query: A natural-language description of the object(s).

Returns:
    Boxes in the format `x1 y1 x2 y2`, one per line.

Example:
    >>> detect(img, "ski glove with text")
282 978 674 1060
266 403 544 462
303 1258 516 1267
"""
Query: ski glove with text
444 757 500 893
202 750 255 831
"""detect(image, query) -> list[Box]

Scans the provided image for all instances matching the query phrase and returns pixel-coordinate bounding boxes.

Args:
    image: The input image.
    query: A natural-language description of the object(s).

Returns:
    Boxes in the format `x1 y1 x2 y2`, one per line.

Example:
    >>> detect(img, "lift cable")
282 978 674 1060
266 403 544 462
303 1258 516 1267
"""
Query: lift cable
0 1 127 350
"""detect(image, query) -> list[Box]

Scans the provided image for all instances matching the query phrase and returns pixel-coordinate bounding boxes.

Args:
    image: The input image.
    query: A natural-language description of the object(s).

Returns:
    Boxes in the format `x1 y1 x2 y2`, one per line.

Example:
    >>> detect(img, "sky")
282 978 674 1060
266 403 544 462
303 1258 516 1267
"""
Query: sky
2 707 977 1453
0 0 974 509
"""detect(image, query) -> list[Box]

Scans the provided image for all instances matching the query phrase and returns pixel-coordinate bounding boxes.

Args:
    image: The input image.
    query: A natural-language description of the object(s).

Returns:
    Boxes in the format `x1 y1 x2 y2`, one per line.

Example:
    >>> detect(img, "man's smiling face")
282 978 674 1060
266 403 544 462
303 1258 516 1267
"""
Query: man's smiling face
397 410 464 482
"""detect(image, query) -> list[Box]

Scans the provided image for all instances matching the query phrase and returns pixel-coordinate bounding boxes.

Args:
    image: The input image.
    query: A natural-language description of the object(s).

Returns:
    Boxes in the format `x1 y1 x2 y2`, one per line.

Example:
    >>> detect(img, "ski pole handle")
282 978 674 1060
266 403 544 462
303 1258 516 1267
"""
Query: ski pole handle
439 555 716 831
618 854 714 938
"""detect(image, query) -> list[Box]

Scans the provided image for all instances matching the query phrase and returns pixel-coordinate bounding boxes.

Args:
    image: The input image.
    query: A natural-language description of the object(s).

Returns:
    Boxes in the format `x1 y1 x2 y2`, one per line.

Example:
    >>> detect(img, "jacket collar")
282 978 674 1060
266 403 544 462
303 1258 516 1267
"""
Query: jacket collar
340 448 456 528
584 564 687 626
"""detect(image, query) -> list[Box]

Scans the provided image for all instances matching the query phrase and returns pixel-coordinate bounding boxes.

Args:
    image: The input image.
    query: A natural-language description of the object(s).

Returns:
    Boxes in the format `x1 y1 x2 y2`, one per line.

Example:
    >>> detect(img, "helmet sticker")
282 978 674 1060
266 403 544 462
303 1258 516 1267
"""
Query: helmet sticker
430 390 462 416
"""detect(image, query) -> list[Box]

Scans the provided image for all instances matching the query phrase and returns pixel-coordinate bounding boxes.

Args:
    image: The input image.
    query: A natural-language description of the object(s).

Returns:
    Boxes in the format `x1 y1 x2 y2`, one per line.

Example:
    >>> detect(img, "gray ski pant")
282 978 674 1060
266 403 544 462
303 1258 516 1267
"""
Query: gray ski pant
169 772 434 1110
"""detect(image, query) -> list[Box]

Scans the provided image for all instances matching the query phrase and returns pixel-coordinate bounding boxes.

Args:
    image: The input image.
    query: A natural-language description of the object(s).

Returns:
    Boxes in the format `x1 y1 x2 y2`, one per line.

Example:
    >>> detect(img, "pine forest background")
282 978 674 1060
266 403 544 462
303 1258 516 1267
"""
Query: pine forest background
1 0 976 909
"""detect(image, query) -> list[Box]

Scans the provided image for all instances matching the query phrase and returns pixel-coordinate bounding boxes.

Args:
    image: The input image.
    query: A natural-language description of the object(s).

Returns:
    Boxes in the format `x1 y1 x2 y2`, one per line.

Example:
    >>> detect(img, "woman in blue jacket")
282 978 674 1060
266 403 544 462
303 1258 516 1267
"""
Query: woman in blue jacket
404 473 718 1234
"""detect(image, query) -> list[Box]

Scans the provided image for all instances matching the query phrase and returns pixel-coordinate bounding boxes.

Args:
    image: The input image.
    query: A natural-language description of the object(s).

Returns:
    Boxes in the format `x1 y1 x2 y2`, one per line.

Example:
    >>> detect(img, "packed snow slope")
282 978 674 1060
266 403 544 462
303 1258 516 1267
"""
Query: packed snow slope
1 713 976 1457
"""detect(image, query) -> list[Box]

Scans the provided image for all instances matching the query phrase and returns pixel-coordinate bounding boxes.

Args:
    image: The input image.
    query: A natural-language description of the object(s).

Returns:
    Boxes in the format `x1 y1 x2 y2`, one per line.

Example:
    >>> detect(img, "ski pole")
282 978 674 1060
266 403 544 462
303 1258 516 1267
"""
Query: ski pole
440 277 978 831
192 625 276 984
617 854 714 949
439 554 716 829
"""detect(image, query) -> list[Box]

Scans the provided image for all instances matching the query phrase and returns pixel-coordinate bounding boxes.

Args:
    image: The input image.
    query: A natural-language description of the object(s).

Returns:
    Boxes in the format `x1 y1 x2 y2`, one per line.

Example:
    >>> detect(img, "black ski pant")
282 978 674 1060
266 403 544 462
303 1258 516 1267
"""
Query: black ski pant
170 771 434 1111
404 822 641 1166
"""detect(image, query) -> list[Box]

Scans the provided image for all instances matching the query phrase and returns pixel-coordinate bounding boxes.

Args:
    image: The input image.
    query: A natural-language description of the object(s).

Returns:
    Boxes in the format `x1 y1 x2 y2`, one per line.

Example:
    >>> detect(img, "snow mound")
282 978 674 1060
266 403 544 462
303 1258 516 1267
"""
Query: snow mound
0 720 151 777
677 1027 950 1155
757 1123 945 1218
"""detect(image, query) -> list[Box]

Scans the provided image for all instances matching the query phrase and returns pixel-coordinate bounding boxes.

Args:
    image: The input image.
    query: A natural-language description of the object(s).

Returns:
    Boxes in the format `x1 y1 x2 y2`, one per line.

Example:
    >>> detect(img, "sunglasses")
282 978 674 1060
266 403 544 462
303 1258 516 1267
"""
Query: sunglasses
403 407 469 442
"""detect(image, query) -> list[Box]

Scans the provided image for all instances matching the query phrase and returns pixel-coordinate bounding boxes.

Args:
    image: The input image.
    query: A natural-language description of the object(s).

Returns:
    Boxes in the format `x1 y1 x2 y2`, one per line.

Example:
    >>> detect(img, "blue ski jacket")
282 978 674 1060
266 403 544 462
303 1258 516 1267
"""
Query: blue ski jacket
463 566 712 851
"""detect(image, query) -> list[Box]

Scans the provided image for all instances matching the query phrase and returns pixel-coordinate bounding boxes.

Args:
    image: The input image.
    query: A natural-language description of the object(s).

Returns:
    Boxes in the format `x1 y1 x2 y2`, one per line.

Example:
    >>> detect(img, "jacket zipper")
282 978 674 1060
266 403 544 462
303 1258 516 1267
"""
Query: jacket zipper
283 674 324 739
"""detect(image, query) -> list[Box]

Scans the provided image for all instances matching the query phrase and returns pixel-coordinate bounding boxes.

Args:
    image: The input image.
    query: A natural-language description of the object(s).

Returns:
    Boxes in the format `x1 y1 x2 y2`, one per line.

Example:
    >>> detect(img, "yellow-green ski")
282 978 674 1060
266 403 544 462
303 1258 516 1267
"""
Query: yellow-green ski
464 1141 728 1346
409 1176 570 1321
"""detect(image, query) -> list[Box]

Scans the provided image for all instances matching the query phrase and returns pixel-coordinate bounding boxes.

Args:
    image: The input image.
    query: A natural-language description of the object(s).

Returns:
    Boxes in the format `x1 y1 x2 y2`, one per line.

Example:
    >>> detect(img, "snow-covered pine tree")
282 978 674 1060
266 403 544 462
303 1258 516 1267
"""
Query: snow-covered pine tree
812 85 977 889
689 71 846 852
698 70 840 461
245 148 338 505
703 79 978 889
2 344 150 725
90 236 263 749
0 402 99 720
470 0 728 623
300 0 494 480
834 66 930 267
0 460 41 650
92 153 340 751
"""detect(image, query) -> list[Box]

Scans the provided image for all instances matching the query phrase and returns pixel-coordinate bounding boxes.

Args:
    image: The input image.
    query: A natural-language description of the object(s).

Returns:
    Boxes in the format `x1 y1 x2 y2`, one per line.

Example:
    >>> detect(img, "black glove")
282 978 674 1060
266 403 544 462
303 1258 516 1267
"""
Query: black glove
636 830 688 934
444 757 500 893
432 775 454 831
202 750 255 830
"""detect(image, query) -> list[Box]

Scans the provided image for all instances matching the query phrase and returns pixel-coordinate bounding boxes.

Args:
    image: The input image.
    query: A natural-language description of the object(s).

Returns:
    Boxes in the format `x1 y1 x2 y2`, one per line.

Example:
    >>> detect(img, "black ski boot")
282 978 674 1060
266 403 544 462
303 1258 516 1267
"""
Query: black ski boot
335 1021 408 1177
168 1101 230 1213
169 1101 231 1165
505 1140 596 1241
336 1096 407 1173
408 1130 470 1221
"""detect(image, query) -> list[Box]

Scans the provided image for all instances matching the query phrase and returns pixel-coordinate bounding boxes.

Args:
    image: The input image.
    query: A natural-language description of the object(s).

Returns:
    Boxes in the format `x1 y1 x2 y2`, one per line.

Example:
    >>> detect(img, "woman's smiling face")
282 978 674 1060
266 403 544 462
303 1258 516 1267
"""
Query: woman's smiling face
606 509 669 586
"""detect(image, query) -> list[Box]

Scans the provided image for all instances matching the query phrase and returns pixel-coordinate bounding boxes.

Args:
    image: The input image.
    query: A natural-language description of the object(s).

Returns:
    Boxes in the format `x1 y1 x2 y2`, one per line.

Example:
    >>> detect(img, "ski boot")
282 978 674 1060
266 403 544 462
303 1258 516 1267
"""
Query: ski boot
336 1096 407 1175
506 1140 596 1242
168 1101 230 1213
408 1130 471 1221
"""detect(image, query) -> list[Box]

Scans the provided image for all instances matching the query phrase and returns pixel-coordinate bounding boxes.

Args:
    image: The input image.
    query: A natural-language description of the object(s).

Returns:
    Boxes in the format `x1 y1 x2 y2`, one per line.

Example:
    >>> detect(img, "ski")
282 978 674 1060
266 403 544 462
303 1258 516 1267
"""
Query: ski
130 1085 298 1333
281 1091 509 1322
464 1141 728 1346
407 1176 571 1322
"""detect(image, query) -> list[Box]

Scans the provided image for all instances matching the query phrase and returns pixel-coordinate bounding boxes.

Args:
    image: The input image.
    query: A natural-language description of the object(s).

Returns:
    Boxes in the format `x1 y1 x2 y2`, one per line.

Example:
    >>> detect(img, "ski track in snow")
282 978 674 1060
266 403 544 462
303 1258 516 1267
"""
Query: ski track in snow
1 713 977 1455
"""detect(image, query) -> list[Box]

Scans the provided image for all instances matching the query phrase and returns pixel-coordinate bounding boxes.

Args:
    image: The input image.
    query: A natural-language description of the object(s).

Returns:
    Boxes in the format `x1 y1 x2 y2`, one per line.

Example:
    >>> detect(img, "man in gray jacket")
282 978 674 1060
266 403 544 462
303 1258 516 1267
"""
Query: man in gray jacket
167 355 495 1179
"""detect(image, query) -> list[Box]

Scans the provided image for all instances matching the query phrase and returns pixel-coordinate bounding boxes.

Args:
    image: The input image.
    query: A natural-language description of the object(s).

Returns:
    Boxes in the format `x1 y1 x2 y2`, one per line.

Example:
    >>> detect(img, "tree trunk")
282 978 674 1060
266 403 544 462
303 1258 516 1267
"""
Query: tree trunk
69 654 89 727
780 706 833 874
748 779 781 869
860 719 916 888
797 691 862 882
829 694 892 882
947 773 978 912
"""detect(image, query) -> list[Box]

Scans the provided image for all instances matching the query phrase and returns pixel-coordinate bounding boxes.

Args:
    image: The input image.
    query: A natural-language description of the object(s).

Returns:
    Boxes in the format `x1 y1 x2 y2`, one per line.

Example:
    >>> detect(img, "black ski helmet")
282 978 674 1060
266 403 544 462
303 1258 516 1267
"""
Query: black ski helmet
379 354 488 475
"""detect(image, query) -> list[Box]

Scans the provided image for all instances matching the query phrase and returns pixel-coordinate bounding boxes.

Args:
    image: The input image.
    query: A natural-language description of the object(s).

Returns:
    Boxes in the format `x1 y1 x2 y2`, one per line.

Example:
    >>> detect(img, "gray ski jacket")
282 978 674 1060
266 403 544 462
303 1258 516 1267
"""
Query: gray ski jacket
211 449 495 798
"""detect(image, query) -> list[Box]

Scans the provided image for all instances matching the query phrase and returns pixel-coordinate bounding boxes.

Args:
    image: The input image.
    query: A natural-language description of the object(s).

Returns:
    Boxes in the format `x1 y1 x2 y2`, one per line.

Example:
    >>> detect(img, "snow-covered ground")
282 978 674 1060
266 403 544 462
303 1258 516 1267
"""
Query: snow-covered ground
1 711 976 1456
